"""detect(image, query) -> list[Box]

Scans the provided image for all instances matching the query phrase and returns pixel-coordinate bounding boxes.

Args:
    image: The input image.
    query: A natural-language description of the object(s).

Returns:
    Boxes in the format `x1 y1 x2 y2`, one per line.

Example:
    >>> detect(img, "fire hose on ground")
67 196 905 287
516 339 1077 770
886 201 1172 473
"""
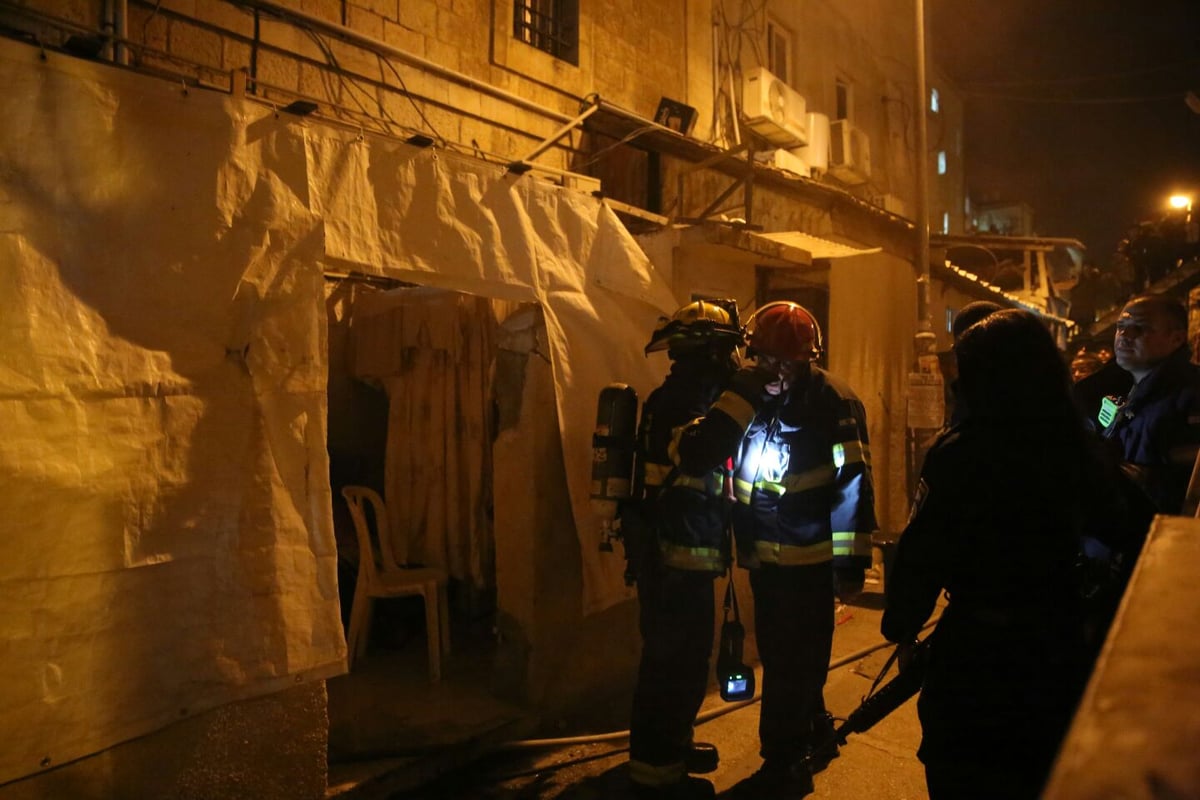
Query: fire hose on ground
491 612 942 753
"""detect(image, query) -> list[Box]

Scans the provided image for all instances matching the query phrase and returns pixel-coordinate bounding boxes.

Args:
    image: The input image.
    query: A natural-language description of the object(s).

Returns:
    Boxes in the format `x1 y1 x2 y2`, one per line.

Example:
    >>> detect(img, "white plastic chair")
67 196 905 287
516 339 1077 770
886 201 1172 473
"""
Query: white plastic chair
341 485 450 682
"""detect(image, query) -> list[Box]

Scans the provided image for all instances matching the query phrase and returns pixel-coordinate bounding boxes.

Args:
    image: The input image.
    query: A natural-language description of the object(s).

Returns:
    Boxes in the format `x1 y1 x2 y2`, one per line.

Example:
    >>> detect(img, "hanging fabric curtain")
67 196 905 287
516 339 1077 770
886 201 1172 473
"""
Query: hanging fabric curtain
348 287 496 592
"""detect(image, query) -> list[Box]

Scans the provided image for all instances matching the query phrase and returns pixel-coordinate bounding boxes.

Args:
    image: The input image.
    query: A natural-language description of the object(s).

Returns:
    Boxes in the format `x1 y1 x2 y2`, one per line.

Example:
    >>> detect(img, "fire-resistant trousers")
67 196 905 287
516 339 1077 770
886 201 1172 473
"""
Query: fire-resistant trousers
749 562 835 764
629 562 716 782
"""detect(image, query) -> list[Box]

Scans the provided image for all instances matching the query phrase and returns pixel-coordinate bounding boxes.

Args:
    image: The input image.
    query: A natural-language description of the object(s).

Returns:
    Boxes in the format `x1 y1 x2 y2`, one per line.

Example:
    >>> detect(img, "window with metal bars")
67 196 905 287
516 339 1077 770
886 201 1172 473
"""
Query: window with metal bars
513 0 579 65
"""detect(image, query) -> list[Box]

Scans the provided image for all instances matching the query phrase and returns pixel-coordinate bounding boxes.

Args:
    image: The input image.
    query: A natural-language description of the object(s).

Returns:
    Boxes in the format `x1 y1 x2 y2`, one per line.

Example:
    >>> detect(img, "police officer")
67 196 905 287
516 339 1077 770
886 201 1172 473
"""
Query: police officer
882 310 1139 799
673 302 878 799
627 299 744 800
1102 293 1200 513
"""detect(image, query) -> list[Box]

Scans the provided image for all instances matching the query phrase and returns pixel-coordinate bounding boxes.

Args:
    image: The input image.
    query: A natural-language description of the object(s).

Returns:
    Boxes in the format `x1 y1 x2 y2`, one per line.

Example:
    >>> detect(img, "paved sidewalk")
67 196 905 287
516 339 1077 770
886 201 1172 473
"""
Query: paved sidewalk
701 584 932 799
371 582 936 799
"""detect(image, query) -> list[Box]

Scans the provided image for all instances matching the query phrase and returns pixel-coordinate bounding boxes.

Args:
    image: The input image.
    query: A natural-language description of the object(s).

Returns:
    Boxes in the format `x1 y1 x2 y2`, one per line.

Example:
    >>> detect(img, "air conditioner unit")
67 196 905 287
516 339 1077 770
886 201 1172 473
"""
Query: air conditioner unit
742 67 809 147
755 148 810 177
829 119 871 185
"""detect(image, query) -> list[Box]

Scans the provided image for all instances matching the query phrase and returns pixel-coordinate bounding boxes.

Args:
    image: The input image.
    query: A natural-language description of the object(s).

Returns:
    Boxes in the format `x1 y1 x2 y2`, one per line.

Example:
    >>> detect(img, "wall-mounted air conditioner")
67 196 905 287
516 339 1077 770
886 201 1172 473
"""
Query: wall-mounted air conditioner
829 119 871 185
742 66 809 147
755 148 810 177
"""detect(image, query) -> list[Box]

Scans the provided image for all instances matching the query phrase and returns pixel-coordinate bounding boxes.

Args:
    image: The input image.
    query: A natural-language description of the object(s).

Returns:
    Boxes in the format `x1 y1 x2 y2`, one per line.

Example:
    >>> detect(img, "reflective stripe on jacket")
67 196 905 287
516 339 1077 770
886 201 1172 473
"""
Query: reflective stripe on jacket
731 366 877 569
635 360 733 572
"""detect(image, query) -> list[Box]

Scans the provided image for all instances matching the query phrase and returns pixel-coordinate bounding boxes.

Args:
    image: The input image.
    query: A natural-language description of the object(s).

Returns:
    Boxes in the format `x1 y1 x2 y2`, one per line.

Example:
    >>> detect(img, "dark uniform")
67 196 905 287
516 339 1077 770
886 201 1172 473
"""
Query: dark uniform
882 420 1128 799
626 299 743 799
884 309 1153 799
676 363 877 778
627 356 731 791
1100 345 1200 513
730 367 876 768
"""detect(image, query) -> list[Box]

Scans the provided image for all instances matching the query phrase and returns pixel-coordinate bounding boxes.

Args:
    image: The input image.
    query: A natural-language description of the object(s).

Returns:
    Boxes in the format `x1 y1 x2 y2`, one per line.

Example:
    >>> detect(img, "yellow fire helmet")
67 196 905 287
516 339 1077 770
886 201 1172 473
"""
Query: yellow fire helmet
645 298 745 355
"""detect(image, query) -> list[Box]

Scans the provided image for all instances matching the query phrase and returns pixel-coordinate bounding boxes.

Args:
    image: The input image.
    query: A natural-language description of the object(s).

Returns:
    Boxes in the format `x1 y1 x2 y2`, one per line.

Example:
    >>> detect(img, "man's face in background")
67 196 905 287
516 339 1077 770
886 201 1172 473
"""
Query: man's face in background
1114 300 1186 377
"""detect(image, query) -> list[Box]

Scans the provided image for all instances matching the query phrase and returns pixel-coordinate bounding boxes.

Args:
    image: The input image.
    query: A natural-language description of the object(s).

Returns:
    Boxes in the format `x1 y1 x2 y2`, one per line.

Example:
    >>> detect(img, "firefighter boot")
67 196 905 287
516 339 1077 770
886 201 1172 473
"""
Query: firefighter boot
629 776 715 799
805 711 840 773
684 742 719 774
726 759 814 800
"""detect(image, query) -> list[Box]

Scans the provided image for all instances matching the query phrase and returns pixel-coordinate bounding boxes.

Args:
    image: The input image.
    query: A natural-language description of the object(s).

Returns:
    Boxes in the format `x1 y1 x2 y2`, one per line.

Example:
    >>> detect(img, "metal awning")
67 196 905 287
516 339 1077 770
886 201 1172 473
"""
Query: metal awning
934 260 1076 330
585 99 914 233
756 231 882 260
643 222 880 270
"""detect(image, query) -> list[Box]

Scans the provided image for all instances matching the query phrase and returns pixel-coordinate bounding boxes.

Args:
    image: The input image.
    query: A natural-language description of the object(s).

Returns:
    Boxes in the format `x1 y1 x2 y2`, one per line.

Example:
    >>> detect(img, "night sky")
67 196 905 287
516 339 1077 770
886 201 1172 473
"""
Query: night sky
929 1 1200 264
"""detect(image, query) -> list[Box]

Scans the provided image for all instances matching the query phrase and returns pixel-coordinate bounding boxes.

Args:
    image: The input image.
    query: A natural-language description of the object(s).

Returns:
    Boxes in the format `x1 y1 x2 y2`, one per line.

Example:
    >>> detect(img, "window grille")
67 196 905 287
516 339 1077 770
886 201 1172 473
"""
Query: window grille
513 0 579 65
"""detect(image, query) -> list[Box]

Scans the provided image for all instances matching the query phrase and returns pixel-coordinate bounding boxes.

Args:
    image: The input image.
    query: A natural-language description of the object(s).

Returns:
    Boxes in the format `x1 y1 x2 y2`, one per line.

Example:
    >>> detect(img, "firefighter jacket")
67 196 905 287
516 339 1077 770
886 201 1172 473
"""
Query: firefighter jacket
729 366 877 572
1101 345 1200 513
635 357 733 573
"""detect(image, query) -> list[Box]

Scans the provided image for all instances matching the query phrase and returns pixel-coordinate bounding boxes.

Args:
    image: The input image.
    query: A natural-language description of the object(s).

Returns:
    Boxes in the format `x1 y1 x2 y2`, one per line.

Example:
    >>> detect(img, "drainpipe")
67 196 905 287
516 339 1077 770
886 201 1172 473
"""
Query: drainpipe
115 0 128 65
101 0 114 61
101 0 129 64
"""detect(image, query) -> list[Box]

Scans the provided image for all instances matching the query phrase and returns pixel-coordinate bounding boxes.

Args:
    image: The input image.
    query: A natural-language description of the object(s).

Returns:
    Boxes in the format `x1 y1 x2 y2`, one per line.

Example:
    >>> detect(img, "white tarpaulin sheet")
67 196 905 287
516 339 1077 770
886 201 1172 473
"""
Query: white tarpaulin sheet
0 31 678 782
0 41 345 783
305 128 680 612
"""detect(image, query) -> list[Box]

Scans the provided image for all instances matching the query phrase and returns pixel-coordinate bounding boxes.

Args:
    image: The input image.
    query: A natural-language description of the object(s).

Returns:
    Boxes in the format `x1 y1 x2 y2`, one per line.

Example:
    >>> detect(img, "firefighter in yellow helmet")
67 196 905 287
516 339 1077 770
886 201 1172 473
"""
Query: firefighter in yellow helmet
667 302 879 799
627 299 743 800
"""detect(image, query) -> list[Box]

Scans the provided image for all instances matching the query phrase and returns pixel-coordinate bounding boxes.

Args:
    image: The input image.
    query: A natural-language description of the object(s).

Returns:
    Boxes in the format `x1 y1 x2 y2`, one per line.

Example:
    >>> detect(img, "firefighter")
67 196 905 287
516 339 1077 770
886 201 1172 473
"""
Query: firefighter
627 299 744 800
672 302 878 799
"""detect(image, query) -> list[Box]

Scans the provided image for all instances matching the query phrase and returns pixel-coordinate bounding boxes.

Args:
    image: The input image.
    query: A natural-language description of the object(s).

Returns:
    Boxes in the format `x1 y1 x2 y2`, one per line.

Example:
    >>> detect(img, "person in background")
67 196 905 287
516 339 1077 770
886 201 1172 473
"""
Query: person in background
1100 293 1200 514
882 310 1140 800
938 300 1004 427
626 300 744 800
1070 349 1104 383
668 302 878 799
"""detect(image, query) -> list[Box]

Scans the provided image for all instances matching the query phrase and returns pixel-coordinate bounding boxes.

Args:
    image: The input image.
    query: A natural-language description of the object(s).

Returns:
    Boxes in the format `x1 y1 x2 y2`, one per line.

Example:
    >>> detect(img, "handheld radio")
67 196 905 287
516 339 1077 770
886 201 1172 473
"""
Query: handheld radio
717 576 755 702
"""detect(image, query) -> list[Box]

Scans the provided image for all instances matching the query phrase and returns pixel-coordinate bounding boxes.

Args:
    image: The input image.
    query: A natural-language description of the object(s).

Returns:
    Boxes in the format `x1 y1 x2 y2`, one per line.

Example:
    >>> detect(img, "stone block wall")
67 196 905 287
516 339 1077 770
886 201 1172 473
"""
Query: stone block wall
5 0 697 180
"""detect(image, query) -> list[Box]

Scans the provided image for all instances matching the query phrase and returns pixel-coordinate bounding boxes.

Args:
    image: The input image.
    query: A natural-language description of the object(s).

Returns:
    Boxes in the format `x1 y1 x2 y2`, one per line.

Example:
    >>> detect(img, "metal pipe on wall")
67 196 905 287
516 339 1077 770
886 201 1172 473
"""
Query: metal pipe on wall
115 0 128 65
101 0 114 61
230 0 576 126
914 0 932 335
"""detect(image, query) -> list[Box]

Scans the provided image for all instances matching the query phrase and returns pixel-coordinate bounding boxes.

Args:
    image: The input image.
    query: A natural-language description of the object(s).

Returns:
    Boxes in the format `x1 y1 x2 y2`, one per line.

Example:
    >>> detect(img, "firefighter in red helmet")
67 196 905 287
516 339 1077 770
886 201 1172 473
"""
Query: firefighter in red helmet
670 301 879 799
626 299 743 800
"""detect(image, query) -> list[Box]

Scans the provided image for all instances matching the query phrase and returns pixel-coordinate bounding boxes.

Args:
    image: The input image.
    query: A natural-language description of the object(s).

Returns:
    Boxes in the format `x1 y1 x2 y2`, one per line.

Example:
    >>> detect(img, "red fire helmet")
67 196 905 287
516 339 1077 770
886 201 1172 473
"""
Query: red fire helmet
745 301 823 362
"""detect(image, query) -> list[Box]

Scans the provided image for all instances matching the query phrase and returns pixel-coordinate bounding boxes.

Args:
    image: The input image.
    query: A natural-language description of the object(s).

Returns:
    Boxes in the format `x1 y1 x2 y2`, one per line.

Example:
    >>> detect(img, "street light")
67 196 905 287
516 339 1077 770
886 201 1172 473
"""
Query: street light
1167 194 1198 246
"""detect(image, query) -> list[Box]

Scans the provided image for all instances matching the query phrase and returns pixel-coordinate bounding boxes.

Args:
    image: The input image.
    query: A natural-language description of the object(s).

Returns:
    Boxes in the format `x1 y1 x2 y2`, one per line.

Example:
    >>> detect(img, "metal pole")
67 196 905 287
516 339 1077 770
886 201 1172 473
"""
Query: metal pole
906 0 941 501
513 101 600 165
914 0 932 338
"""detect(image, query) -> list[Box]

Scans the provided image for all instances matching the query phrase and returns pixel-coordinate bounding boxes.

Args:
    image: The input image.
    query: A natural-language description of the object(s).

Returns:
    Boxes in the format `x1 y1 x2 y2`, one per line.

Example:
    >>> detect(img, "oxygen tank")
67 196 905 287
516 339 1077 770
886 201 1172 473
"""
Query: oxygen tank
590 383 638 551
